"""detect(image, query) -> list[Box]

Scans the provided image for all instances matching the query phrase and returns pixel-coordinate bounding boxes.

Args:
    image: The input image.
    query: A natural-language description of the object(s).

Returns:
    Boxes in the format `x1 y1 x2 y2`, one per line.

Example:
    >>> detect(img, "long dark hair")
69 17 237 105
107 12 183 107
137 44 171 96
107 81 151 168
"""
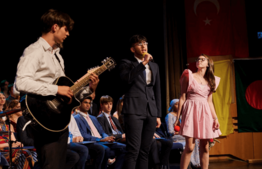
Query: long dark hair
200 54 216 92
116 95 124 117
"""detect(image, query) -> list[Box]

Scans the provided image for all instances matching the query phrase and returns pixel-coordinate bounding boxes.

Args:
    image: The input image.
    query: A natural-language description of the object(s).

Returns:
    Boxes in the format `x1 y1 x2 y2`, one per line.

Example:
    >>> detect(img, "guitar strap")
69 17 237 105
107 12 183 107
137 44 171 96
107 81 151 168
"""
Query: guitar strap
54 53 65 73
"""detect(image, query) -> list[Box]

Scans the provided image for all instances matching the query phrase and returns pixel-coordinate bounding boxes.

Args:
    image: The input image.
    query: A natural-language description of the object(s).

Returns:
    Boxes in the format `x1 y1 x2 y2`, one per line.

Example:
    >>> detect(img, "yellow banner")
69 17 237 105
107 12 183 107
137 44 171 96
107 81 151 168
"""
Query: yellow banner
213 60 234 136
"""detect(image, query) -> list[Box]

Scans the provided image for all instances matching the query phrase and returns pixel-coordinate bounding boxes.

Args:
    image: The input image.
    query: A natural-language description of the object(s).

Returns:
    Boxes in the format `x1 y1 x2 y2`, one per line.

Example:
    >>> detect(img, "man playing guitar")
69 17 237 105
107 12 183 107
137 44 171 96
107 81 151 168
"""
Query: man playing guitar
14 9 99 169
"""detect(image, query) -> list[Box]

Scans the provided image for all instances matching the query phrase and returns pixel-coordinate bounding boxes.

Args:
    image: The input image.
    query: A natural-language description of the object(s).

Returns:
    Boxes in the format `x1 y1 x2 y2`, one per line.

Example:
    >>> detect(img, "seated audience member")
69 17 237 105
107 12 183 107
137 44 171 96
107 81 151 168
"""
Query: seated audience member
112 95 125 131
68 114 91 169
0 93 7 112
0 80 9 98
165 99 185 143
74 96 126 169
97 95 125 142
0 115 35 169
6 84 19 106
16 115 81 169
88 92 99 117
6 100 22 133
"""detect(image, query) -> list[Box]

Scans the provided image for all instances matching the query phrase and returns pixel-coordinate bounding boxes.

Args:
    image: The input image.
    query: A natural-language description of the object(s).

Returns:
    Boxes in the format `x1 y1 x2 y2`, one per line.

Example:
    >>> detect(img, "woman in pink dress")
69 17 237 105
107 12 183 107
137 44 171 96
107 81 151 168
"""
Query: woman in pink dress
175 54 221 169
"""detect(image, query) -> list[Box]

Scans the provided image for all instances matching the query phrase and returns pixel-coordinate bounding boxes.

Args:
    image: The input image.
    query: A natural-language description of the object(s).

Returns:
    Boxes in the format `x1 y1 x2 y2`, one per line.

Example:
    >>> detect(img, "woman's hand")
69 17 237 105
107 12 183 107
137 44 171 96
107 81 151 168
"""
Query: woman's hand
213 119 220 131
12 141 23 148
174 119 179 127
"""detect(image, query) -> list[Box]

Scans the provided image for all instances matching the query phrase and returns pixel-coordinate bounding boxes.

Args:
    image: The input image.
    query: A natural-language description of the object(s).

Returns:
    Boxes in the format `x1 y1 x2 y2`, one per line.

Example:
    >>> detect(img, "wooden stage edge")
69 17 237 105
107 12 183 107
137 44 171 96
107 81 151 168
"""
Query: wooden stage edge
210 155 262 164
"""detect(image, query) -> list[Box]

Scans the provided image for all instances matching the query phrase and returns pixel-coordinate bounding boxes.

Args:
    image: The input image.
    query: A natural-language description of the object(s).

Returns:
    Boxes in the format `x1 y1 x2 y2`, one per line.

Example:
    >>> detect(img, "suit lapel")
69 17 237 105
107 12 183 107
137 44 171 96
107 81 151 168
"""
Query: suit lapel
80 114 91 131
148 61 155 85
131 59 147 84
102 114 112 134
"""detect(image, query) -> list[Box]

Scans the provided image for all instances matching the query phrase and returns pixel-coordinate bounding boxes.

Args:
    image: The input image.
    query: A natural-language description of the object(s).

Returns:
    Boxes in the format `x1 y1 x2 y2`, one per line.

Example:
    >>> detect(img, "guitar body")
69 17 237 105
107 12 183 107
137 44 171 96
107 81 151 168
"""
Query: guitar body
25 76 80 132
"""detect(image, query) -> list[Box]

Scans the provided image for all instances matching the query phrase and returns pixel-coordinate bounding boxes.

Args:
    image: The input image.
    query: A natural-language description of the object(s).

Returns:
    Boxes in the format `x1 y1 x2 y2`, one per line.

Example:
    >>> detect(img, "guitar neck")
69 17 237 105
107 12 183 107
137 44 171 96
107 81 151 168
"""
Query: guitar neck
70 65 107 94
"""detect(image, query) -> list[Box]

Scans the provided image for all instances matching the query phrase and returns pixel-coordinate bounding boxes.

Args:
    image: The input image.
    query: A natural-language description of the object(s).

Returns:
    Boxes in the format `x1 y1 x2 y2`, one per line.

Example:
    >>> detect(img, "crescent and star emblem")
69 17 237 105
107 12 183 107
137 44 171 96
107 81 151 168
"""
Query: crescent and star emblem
194 0 220 25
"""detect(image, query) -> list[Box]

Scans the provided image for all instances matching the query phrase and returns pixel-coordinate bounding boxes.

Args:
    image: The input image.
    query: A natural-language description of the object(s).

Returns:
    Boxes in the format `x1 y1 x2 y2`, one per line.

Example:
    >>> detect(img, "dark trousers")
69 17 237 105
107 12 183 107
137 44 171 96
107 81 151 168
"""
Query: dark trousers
156 139 173 165
65 148 80 169
149 138 173 169
124 110 156 169
99 142 126 169
86 143 105 169
68 142 89 169
33 128 68 169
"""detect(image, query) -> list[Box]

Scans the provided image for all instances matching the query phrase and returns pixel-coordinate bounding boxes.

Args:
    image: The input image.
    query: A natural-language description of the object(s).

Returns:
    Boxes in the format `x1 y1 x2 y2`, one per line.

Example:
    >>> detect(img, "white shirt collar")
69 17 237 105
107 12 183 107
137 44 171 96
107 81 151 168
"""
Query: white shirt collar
39 37 60 53
103 112 111 118
78 110 89 118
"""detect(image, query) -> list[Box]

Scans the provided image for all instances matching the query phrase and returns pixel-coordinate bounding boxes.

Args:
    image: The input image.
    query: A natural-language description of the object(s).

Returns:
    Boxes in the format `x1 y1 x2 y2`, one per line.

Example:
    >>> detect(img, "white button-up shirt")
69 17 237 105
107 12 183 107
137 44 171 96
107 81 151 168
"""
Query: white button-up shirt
15 37 65 96
135 56 152 85
68 114 82 143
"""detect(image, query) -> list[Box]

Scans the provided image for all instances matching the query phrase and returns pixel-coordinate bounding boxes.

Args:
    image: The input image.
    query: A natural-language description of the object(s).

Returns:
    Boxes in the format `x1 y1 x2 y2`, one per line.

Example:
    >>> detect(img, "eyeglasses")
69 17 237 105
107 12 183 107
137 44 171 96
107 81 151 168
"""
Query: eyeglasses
195 58 207 62
135 42 148 46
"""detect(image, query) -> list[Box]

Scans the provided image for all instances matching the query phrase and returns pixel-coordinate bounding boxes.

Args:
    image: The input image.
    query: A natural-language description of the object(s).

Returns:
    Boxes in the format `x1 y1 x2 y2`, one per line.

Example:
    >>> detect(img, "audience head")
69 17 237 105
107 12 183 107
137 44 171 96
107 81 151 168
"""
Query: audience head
8 83 14 95
0 93 6 110
79 96 92 113
100 95 113 114
116 95 124 116
0 80 9 93
7 100 22 119
168 99 179 112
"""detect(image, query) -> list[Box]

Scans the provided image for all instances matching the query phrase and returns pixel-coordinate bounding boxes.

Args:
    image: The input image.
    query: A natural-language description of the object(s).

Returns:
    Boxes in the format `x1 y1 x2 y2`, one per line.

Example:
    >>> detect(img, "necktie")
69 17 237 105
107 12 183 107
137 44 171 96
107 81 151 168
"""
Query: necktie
143 70 146 81
108 116 119 134
86 116 101 138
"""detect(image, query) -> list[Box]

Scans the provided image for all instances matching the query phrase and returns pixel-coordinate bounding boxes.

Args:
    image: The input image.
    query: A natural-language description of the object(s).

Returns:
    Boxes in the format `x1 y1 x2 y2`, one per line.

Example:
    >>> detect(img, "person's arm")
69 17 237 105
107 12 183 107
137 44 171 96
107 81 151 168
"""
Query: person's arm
16 117 34 146
174 74 188 126
207 94 220 130
119 60 146 84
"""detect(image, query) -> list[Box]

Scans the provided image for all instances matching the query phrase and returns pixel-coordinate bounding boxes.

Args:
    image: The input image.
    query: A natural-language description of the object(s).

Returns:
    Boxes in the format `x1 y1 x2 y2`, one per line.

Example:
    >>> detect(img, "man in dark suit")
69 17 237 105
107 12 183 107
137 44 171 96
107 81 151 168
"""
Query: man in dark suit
97 95 125 142
74 96 126 169
119 35 162 169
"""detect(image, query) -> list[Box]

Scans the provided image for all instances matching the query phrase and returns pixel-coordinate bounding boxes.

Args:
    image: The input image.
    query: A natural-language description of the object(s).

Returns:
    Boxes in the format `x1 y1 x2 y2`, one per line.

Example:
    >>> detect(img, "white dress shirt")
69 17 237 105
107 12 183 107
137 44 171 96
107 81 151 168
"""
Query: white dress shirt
135 56 152 85
68 114 82 143
14 37 91 97
15 37 64 96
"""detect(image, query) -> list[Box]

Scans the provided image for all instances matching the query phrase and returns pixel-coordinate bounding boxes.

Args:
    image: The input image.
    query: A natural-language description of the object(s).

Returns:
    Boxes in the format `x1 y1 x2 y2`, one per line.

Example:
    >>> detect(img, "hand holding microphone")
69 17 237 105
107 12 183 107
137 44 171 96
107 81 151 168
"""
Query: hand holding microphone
142 53 153 65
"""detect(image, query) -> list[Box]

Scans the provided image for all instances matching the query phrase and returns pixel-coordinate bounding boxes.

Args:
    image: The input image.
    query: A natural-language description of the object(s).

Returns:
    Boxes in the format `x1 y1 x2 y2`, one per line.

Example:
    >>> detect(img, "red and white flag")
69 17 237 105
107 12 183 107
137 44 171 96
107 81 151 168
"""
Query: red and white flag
185 0 249 65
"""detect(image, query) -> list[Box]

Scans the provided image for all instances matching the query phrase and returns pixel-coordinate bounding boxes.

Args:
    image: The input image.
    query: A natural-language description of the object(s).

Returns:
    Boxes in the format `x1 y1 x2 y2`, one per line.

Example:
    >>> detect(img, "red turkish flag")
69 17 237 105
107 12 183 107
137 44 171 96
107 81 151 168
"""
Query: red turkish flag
185 0 249 63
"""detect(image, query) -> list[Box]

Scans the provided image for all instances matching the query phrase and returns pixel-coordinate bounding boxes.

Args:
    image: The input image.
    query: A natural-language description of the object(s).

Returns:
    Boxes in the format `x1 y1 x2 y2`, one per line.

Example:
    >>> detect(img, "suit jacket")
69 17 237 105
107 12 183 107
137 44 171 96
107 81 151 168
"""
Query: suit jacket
74 114 108 141
97 113 124 139
119 57 162 117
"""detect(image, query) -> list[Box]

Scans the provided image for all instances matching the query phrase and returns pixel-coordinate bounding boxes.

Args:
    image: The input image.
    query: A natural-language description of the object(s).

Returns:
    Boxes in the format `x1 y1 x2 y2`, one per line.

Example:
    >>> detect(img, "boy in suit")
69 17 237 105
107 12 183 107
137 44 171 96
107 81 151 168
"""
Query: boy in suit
119 35 162 169
97 95 125 142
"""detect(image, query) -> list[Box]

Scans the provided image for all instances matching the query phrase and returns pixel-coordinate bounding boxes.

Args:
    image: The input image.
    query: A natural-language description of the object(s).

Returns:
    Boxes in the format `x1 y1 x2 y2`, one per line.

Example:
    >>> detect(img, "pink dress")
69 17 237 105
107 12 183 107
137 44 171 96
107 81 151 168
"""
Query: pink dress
179 69 221 139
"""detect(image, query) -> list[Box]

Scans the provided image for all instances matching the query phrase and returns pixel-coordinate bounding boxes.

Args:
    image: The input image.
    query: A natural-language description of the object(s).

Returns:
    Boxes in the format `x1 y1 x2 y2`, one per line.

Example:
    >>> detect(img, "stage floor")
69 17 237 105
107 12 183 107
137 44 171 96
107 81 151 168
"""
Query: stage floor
170 160 262 169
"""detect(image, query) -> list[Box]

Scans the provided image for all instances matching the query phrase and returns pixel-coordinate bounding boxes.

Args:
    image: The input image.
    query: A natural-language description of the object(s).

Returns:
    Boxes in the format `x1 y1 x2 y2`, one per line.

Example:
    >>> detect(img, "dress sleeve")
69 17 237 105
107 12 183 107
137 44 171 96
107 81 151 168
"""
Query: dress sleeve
214 76 220 91
179 69 192 93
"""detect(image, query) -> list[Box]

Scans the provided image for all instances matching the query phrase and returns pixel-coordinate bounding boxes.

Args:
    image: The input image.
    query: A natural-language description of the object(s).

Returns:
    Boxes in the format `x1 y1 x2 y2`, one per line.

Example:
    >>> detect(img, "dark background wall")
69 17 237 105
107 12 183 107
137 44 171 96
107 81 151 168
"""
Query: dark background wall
0 1 167 114
0 0 261 115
